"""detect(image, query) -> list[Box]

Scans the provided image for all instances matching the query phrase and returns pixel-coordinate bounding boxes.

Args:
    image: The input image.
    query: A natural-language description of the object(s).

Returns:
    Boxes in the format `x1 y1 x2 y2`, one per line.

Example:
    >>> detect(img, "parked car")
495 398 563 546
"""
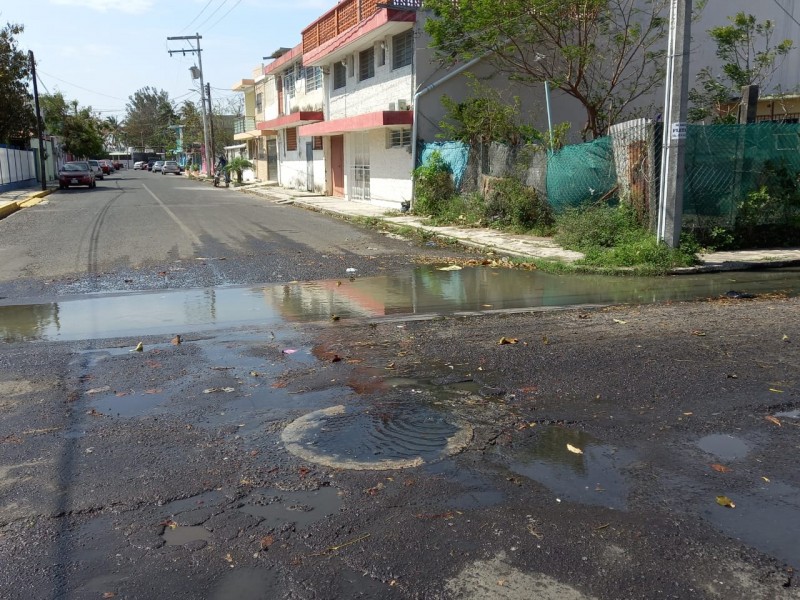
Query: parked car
58 161 96 189
87 159 104 180
151 161 164 173
98 160 113 175
161 160 181 175
146 160 156 171
133 161 145 170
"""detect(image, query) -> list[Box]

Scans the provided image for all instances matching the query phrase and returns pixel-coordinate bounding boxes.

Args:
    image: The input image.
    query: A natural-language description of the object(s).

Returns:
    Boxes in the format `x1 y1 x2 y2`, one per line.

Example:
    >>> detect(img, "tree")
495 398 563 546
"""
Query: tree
102 116 125 150
424 0 671 140
124 87 177 152
0 22 36 145
689 13 793 123
40 92 105 158
178 99 204 149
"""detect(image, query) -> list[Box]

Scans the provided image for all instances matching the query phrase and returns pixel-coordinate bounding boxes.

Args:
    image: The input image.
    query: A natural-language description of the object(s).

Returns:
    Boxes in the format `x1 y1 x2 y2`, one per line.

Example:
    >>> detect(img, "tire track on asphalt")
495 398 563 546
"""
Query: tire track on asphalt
142 183 202 247
83 183 121 276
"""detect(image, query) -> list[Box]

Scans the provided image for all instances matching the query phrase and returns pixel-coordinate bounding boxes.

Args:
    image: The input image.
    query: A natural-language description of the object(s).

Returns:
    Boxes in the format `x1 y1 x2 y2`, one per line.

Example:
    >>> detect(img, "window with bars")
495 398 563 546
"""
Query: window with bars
255 92 263 114
333 62 346 90
283 69 296 97
313 136 323 150
387 129 411 148
392 30 413 70
305 66 322 91
359 47 375 81
285 127 297 152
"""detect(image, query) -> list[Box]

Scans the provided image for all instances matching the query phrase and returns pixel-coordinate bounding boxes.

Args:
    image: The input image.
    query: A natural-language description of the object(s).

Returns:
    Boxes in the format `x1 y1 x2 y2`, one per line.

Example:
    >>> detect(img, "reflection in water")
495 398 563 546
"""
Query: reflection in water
1 266 799 342
509 426 633 510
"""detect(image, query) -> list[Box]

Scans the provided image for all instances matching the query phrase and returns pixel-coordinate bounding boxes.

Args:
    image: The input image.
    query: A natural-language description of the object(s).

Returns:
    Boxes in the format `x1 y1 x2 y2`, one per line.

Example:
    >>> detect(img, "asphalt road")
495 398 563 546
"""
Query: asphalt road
0 170 798 599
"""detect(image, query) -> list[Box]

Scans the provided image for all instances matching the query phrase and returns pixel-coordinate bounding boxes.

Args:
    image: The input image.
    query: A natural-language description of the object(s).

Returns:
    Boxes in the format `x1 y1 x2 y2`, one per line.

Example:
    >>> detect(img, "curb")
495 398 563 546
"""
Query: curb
0 202 20 220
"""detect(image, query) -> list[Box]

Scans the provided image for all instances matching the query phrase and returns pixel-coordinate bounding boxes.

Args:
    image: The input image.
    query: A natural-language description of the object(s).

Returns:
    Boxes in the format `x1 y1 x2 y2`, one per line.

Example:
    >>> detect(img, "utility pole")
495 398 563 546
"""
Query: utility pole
206 83 215 165
29 51 47 191
167 34 213 176
657 0 692 248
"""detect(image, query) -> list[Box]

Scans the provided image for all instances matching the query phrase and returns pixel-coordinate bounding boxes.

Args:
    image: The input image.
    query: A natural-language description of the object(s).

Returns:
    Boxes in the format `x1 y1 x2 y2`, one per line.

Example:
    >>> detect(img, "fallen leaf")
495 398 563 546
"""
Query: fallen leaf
783 334 790 342
438 265 463 271
612 319 627 324
144 388 163 394
103 593 117 599
716 495 735 508
769 388 784 393
765 415 782 426
710 463 731 473
566 444 583 455
683 412 693 416
762 476 771 483
134 342 144 352
85 386 111 395
260 535 274 550
171 335 182 345
542 336 549 345
160 519 178 529
691 330 706 336
224 553 234 563
330 314 340 321
498 337 519 345
365 482 385 496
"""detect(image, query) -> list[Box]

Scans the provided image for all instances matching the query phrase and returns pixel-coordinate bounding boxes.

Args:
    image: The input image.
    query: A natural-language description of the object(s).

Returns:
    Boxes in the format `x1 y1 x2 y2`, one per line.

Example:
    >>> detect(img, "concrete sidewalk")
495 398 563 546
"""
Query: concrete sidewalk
3 181 799 272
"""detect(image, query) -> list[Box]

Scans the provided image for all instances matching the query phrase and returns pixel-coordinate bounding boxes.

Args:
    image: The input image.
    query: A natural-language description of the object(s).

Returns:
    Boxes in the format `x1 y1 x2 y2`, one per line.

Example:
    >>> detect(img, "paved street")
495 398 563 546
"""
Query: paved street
0 172 798 599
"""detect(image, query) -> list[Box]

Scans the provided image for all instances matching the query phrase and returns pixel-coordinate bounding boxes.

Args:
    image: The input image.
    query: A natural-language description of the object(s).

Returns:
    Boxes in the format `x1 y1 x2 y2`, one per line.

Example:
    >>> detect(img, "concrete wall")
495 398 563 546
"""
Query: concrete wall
342 129 412 206
277 131 325 192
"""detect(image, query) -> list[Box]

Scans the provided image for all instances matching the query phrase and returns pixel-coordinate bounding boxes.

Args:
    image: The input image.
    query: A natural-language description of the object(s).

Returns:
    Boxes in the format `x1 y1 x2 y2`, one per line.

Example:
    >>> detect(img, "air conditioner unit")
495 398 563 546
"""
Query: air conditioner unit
397 99 408 110
388 102 396 111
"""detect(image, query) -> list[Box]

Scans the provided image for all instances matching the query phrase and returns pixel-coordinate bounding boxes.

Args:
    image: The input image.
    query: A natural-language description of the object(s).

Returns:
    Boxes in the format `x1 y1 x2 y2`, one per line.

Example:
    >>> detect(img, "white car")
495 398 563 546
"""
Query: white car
133 161 145 170
87 159 104 180
152 161 164 173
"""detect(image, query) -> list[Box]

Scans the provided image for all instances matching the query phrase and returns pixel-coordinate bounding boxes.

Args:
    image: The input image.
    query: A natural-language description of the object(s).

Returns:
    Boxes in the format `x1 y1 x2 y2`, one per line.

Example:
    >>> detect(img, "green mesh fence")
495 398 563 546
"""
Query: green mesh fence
545 136 619 212
683 123 800 226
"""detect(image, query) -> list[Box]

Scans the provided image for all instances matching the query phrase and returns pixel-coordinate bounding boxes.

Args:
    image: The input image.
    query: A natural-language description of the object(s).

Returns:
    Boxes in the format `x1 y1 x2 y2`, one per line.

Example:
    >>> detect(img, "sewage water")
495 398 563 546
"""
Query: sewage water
239 487 341 529
508 426 633 510
162 525 212 546
696 434 750 461
2 265 799 342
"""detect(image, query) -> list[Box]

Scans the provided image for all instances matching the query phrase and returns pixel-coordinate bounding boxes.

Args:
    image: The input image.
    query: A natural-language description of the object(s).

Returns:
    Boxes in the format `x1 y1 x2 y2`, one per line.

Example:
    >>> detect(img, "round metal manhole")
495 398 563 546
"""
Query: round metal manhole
281 404 473 470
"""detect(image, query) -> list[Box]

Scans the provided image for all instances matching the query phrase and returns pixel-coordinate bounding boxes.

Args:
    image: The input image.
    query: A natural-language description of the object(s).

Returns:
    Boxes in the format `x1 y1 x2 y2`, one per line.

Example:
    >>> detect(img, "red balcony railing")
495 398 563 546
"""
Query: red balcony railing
302 0 421 54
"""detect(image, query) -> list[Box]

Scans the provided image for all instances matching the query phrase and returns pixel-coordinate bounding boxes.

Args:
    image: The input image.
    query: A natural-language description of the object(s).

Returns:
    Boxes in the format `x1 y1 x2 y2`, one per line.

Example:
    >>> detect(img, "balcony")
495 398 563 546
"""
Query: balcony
234 117 256 135
302 0 421 55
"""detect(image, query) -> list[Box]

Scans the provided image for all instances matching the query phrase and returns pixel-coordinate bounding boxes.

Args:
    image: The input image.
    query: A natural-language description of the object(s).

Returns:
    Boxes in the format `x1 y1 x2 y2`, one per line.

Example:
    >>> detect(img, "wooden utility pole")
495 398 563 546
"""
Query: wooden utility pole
657 0 692 248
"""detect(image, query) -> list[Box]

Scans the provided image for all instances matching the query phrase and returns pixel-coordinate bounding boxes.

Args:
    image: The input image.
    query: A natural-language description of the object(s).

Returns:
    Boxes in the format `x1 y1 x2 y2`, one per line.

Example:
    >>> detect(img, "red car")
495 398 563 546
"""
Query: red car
98 160 113 175
58 161 96 189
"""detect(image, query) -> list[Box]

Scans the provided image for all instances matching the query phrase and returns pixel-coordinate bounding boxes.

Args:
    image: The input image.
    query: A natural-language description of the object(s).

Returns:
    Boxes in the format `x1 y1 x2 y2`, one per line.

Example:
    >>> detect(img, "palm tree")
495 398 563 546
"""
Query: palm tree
225 156 254 184
103 116 125 150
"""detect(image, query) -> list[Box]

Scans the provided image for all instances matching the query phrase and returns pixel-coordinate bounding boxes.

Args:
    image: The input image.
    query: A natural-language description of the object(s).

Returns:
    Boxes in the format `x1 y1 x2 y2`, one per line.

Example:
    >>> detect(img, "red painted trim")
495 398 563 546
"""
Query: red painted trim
264 43 303 76
299 110 413 136
257 112 325 131
303 10 415 66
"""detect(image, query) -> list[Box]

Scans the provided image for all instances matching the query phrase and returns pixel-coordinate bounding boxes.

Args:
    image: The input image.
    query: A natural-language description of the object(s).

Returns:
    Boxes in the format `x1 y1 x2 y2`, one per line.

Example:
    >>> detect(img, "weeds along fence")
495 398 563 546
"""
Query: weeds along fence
420 121 800 230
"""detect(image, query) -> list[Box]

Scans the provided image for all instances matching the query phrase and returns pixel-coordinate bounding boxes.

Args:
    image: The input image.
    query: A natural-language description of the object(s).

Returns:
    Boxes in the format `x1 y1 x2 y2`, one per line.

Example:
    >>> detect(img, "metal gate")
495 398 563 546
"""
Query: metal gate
349 132 370 201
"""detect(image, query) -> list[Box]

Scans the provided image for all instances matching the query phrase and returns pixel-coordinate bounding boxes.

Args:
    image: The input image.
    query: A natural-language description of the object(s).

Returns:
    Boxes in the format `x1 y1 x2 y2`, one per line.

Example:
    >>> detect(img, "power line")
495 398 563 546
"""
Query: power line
37 70 127 101
205 0 243 32
771 0 800 30
196 0 229 31
182 0 215 33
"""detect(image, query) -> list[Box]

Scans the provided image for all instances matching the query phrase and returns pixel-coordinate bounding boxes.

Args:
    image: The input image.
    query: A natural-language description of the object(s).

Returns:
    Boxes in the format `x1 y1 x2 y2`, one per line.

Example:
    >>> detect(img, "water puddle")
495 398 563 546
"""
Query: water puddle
508 426 633 510
696 434 750 461
209 568 280 600
160 491 225 515
282 403 473 470
162 525 212 546
425 461 506 509
774 409 799 419
2 266 799 342
239 486 341 529
90 390 168 418
700 479 800 566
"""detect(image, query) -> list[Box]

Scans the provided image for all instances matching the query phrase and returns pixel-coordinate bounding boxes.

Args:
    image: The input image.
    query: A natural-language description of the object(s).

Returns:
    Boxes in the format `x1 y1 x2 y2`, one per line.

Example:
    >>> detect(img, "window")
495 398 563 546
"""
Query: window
348 54 355 78
377 41 386 67
285 127 297 152
305 66 322 91
313 136 323 150
283 68 296 97
255 92 263 114
333 62 346 90
359 47 375 81
392 30 413 70
387 129 411 148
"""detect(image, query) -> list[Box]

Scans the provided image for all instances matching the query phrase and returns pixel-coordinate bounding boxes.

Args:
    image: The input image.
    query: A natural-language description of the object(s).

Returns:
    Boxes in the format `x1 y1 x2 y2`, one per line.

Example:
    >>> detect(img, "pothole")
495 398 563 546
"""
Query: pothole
696 434 750 461
281 404 473 470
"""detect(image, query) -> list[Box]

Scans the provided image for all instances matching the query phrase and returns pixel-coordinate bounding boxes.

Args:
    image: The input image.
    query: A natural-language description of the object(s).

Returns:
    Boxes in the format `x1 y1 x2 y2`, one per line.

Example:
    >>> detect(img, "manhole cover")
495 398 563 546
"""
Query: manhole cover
282 404 473 470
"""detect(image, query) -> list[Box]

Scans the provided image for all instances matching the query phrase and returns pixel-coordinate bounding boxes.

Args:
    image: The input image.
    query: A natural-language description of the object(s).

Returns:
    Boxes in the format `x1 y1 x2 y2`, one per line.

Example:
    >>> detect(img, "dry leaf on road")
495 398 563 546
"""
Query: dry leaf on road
710 463 731 473
566 444 583 455
765 415 782 426
716 495 736 508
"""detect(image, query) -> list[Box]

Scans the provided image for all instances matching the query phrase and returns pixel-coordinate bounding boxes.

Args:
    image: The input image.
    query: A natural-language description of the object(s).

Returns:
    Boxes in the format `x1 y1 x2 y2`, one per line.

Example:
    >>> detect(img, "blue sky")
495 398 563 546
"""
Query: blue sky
4 0 331 118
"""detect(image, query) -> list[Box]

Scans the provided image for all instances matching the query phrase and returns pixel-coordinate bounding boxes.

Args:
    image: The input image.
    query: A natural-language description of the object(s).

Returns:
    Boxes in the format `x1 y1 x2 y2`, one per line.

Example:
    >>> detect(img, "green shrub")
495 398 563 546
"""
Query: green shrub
483 178 554 233
554 204 638 250
413 151 455 217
